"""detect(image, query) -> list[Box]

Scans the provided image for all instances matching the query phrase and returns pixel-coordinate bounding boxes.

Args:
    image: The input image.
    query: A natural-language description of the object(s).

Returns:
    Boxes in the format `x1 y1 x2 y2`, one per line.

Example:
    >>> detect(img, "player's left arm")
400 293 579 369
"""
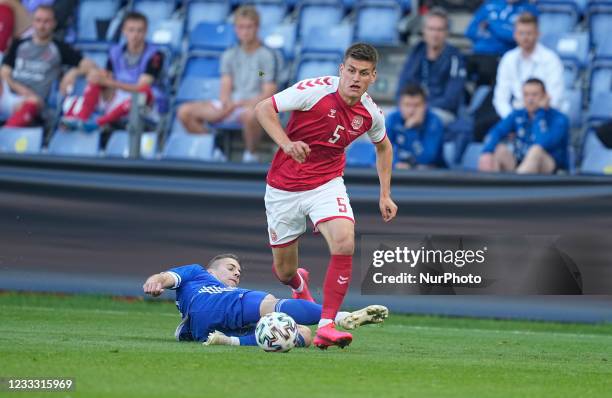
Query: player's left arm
374 136 398 222
143 272 175 297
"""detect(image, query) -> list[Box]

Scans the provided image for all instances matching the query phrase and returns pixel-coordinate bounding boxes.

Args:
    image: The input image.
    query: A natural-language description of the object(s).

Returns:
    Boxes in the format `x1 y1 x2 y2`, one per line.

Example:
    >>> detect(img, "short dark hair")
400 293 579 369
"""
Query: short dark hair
516 12 538 27
34 5 55 18
344 43 379 67
123 11 148 28
400 83 427 100
524 78 546 92
207 253 241 270
426 7 449 29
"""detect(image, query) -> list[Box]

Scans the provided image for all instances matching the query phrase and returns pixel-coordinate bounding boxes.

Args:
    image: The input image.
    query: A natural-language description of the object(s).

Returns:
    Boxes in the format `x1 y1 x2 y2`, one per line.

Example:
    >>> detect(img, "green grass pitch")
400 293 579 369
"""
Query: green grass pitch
1 292 611 398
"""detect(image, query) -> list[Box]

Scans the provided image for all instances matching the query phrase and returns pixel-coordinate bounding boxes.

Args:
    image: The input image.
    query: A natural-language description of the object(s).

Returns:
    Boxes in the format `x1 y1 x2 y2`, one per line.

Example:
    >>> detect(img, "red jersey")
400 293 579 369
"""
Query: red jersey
267 76 386 192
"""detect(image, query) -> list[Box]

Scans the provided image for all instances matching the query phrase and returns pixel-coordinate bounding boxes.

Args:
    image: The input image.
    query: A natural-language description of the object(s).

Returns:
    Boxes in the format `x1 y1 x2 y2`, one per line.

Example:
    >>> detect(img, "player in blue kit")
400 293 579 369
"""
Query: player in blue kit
142 253 388 347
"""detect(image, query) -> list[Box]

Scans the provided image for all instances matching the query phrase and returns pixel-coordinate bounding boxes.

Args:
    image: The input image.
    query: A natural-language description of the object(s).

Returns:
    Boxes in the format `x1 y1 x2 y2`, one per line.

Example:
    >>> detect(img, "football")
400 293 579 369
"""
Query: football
255 312 298 353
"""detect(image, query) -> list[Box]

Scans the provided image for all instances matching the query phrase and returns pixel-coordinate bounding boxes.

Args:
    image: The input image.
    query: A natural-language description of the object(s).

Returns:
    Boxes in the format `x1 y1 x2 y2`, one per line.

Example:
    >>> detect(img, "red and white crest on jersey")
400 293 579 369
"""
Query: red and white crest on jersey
268 76 387 192
351 115 364 130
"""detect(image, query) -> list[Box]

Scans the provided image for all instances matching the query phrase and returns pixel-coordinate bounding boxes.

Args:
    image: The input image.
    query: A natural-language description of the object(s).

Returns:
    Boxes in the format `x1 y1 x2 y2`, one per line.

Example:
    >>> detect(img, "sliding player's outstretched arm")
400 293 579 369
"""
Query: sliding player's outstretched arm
375 136 397 222
142 273 175 297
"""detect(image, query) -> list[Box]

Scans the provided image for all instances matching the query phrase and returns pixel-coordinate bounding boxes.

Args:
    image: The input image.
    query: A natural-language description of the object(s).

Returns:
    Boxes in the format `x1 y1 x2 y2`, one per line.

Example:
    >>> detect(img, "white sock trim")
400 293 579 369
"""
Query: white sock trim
292 273 304 293
318 318 333 328
230 336 240 346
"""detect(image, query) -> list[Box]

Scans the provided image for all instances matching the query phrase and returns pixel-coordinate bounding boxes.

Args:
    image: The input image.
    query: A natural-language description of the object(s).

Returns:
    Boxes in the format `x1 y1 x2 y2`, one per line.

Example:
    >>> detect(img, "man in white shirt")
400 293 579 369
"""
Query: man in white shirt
493 12 566 119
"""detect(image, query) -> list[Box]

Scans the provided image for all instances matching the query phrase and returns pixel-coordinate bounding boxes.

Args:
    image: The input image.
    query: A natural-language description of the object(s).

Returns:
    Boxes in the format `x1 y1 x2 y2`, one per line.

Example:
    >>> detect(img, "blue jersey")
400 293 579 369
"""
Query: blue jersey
386 108 445 167
482 108 569 169
166 264 252 341
465 0 539 56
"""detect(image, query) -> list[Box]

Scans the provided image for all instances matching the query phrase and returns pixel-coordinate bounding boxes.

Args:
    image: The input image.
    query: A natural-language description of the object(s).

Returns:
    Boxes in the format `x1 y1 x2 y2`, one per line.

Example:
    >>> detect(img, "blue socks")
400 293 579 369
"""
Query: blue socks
275 299 322 325
238 333 258 346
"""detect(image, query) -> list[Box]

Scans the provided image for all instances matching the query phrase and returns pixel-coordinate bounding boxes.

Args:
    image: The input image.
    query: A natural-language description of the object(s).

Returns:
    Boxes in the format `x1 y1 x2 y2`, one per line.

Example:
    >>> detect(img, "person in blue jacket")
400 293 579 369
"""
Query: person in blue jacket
478 78 569 174
465 0 539 85
387 84 445 169
396 7 466 125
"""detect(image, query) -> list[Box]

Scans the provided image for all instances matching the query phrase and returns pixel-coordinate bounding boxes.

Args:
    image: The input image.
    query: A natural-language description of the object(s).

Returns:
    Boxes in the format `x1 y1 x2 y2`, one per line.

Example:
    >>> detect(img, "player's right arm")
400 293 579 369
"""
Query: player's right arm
255 97 310 163
143 273 175 297
143 264 203 297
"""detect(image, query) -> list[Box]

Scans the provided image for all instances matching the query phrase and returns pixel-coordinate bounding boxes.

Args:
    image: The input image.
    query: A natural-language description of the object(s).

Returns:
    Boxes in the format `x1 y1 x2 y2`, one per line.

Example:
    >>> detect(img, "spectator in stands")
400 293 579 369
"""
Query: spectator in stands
465 0 538 86
493 12 566 120
61 12 165 133
396 7 466 125
386 84 445 169
0 5 94 127
177 6 277 163
479 78 568 174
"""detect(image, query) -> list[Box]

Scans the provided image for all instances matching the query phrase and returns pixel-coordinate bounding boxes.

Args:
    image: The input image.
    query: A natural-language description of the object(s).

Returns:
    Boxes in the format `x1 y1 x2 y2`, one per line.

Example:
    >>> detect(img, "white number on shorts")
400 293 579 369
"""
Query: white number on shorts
337 197 347 213
328 125 345 144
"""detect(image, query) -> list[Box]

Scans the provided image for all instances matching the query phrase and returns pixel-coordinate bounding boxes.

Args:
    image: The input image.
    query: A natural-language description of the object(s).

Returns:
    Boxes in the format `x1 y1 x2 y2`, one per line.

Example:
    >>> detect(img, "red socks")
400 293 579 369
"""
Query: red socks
71 83 102 120
272 264 302 290
96 99 131 126
321 254 352 320
5 101 39 127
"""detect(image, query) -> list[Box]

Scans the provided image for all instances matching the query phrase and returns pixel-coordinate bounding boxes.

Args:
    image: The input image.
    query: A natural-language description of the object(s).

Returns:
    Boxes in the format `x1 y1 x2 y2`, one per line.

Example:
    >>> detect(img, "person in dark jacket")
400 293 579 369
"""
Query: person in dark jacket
479 78 568 174
396 7 466 125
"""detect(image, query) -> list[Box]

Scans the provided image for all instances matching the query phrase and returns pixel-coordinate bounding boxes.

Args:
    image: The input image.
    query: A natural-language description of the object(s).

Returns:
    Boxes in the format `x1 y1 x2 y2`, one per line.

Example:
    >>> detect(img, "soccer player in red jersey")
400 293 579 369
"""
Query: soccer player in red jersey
255 43 397 349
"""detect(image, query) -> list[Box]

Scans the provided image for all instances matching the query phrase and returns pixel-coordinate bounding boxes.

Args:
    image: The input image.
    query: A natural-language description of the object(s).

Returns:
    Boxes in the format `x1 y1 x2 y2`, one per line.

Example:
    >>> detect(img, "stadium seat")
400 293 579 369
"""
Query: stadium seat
354 1 401 45
301 23 353 56
0 127 44 154
537 1 579 38
189 22 237 52
461 142 484 171
346 138 376 167
594 35 612 61
186 0 230 31
133 0 176 27
176 77 221 104
295 53 342 82
566 88 583 128
181 53 221 79
105 130 158 159
553 32 590 69
76 42 111 69
588 1 612 49
262 23 298 61
562 62 579 89
149 19 184 54
47 131 101 157
587 91 612 125
255 2 288 27
580 131 612 174
161 133 216 160
298 2 344 39
77 0 121 42
589 63 612 102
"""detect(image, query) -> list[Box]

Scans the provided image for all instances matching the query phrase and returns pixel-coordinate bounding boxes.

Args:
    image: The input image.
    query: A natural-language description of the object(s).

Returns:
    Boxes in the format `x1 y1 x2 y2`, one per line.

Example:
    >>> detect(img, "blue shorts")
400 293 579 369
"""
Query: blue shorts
187 290 269 341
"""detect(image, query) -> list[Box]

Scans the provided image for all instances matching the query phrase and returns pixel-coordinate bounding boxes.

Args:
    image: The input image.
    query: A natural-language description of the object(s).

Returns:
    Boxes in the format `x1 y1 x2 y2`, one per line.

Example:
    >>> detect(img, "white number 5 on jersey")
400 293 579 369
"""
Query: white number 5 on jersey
329 125 345 144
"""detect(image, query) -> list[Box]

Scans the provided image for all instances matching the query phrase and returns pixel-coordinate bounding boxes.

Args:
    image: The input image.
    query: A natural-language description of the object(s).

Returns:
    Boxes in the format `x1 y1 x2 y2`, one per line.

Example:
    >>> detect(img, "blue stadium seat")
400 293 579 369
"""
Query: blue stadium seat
301 23 353 55
566 88 583 128
461 142 484 171
105 130 158 159
255 2 288 27
133 0 176 27
298 2 344 39
295 54 342 82
587 91 612 125
189 22 236 52
0 127 44 154
589 63 612 102
553 32 590 68
176 77 221 104
150 19 184 54
77 0 121 42
588 2 612 49
182 53 221 79
594 34 612 61
355 1 401 45
47 131 101 157
537 1 579 38
581 132 612 174
261 23 297 61
346 139 376 167
186 0 230 31
162 133 216 160
562 62 579 89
